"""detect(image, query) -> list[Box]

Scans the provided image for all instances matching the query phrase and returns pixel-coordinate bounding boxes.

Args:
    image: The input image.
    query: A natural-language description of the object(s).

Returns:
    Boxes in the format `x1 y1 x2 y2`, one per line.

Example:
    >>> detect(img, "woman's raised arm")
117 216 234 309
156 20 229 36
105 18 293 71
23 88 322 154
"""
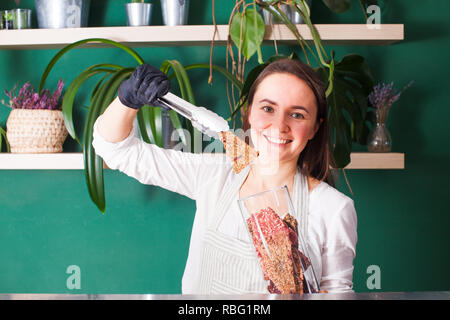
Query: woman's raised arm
97 96 138 143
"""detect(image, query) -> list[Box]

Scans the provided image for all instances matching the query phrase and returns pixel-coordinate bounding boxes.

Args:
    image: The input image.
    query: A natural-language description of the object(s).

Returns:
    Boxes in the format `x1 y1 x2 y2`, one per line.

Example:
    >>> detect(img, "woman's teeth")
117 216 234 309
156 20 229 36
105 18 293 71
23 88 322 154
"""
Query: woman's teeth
264 135 291 145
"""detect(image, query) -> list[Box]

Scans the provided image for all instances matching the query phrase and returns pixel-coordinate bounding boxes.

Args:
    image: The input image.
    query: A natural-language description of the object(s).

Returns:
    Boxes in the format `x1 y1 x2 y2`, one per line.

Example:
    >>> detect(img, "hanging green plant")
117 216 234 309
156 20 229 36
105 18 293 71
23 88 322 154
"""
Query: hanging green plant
230 6 265 64
216 0 375 168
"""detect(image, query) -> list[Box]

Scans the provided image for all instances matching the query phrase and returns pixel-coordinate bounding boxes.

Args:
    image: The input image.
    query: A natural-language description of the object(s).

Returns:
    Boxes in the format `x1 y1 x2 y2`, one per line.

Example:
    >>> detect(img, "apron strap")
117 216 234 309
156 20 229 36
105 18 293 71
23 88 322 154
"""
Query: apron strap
212 165 252 230
294 170 309 240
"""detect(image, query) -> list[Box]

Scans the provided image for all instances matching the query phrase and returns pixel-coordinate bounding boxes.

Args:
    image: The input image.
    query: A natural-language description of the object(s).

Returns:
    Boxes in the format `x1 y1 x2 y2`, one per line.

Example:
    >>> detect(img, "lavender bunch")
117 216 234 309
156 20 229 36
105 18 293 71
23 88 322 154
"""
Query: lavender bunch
368 81 413 123
3 80 64 110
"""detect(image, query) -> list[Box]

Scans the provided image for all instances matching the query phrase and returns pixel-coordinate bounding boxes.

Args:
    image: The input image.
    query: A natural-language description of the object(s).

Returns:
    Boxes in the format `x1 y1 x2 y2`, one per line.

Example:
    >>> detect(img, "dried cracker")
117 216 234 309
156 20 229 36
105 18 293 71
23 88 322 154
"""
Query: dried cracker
220 131 259 173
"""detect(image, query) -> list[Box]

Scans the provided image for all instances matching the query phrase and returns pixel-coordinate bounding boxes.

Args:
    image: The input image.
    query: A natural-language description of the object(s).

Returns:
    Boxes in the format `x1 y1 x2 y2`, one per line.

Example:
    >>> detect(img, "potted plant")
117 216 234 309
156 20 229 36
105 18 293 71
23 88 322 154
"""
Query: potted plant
34 0 91 29
161 0 190 26
3 80 67 153
39 38 219 213
125 0 152 26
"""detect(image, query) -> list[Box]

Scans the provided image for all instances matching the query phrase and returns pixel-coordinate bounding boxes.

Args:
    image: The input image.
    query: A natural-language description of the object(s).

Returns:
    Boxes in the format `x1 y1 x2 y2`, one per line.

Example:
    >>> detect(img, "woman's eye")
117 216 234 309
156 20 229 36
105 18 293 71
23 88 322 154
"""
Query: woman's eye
262 106 274 112
291 112 305 119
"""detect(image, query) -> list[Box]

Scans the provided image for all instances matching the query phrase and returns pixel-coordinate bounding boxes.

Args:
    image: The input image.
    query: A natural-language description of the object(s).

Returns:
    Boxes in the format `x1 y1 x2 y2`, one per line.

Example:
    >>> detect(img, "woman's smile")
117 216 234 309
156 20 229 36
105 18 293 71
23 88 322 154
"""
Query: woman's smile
263 134 293 146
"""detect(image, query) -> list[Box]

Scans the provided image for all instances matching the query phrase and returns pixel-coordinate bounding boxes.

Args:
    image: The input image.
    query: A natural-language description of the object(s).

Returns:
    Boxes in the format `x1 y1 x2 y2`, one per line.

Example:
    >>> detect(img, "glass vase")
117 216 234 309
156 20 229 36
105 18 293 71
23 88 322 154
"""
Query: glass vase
238 185 320 294
367 109 392 152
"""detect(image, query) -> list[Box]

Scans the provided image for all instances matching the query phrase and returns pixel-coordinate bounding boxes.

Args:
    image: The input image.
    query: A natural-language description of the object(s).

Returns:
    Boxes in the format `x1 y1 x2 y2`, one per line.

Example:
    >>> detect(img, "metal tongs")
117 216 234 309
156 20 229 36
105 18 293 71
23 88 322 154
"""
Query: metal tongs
157 92 230 139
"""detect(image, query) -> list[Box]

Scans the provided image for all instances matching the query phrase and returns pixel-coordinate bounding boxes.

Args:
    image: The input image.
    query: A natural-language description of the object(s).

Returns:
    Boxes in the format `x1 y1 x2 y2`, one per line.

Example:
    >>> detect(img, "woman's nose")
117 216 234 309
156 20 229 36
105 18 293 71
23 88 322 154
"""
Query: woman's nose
271 114 289 133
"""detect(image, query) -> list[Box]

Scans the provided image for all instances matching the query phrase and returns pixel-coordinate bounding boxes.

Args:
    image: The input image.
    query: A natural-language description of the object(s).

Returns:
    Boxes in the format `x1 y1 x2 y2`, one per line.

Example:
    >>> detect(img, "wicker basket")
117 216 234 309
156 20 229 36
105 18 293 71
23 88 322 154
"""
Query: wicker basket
6 109 69 153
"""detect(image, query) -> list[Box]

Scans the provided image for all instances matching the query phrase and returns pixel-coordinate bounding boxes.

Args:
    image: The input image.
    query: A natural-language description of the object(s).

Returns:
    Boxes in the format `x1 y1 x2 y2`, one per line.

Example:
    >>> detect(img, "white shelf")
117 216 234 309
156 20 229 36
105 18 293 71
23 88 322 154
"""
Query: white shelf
0 152 405 170
0 24 404 49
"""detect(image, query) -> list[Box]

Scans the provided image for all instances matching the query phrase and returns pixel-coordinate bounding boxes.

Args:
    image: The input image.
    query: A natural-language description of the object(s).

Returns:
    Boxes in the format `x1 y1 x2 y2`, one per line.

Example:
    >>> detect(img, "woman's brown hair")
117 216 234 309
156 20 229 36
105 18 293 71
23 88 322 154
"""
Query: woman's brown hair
242 58 335 186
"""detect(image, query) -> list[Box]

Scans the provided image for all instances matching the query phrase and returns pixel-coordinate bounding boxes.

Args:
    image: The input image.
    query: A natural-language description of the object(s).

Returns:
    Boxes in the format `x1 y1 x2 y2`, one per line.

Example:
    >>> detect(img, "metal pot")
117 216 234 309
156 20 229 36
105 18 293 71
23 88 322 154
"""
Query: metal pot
262 0 311 25
13 9 32 29
0 10 15 30
291 0 312 24
262 3 290 25
125 3 152 26
161 0 189 26
34 0 90 29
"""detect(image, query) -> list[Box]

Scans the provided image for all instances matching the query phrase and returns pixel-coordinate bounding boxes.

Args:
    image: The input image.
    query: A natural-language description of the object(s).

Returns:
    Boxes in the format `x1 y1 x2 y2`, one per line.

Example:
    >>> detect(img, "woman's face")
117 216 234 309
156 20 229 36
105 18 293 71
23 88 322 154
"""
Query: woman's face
248 72 321 167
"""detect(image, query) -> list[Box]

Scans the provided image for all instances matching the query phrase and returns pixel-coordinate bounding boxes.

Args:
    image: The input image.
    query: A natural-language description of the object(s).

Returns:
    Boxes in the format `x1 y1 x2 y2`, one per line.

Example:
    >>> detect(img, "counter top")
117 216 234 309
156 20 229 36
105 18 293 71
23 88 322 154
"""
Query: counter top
0 291 449 300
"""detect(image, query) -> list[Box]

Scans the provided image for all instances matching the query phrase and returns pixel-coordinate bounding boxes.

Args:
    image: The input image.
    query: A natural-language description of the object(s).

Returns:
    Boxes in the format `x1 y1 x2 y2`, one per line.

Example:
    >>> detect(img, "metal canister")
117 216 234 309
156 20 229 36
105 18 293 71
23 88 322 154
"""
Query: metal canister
34 0 90 29
161 0 189 26
125 3 152 26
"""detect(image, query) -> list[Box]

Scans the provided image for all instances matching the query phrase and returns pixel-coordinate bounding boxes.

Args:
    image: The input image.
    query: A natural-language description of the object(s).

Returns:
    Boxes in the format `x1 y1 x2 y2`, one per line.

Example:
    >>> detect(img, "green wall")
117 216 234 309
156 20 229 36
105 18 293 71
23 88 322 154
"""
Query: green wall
0 0 449 293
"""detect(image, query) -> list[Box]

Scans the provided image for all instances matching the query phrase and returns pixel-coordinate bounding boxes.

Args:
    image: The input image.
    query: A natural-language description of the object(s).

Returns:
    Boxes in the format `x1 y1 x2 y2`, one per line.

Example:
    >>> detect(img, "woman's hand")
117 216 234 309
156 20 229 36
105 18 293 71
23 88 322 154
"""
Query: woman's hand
97 64 169 143
118 64 170 110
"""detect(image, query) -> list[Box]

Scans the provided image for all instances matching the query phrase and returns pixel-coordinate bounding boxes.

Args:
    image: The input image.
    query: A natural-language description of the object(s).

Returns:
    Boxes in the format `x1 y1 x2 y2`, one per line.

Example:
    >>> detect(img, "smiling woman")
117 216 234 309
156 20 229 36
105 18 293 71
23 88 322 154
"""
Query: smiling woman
93 59 357 294
242 58 331 190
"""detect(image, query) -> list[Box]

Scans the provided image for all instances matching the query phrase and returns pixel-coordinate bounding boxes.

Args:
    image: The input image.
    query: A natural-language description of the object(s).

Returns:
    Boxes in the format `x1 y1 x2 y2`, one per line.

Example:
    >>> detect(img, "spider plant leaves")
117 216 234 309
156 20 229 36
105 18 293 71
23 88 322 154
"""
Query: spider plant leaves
62 64 122 145
322 0 351 13
40 37 204 213
83 68 133 214
183 63 244 124
39 38 148 213
162 60 195 104
161 59 197 150
39 38 144 94
183 63 243 91
83 81 106 213
137 106 157 145
0 126 10 153
143 106 163 147
230 8 265 62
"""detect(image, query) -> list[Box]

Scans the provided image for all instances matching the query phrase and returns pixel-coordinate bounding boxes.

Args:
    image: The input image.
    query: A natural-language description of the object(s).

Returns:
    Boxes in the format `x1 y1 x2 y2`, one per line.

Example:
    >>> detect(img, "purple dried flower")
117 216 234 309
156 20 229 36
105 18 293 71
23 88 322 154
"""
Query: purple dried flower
53 80 64 101
369 81 413 110
3 80 65 110
12 97 19 109
368 81 413 124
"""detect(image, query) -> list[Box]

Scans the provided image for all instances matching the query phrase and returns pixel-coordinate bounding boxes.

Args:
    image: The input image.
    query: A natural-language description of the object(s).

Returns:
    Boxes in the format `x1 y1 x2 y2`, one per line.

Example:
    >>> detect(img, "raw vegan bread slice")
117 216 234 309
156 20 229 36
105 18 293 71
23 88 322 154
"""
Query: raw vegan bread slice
246 207 312 294
220 131 259 173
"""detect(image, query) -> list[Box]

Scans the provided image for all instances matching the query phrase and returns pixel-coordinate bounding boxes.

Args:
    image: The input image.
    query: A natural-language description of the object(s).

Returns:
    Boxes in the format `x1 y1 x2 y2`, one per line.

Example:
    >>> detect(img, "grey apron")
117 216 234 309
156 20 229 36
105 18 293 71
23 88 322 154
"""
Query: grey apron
198 165 309 294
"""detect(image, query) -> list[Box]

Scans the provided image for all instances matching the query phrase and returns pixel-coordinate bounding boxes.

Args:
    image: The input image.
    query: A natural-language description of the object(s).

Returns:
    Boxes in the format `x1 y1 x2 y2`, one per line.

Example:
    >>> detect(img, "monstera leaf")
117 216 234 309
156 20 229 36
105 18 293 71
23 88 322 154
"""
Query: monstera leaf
316 54 374 167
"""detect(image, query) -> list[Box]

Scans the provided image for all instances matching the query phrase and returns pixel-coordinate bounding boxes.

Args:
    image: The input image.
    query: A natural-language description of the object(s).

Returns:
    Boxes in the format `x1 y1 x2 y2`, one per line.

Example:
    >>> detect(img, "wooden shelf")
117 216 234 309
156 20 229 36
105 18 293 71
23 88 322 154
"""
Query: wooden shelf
346 152 405 169
0 152 405 170
0 24 404 49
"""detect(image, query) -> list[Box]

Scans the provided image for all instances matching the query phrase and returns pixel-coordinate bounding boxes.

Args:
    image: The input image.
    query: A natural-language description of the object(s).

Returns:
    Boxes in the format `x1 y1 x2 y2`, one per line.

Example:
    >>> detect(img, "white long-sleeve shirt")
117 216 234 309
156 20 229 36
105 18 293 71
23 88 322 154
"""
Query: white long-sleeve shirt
92 115 358 293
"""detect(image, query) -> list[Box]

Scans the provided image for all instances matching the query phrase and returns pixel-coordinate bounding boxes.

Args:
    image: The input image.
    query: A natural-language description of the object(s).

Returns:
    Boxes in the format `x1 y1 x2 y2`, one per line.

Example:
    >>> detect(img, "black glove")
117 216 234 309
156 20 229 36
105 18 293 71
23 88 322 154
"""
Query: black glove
118 64 170 110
